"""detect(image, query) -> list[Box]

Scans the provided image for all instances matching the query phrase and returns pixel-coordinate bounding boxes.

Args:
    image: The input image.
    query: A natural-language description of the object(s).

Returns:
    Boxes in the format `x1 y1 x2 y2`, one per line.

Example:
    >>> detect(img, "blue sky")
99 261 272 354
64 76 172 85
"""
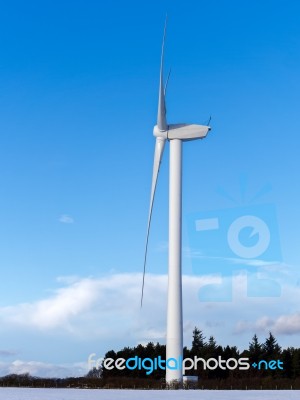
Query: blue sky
0 0 300 377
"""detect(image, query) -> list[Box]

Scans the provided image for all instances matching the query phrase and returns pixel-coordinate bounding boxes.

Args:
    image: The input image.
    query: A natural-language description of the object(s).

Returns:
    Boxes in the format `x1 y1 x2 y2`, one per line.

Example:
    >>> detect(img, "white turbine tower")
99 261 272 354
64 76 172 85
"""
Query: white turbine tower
141 21 211 384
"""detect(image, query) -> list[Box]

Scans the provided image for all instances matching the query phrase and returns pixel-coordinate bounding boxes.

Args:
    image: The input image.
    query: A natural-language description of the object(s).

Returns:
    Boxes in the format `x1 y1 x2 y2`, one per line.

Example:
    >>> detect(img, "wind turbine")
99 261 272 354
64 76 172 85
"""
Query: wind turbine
141 20 211 384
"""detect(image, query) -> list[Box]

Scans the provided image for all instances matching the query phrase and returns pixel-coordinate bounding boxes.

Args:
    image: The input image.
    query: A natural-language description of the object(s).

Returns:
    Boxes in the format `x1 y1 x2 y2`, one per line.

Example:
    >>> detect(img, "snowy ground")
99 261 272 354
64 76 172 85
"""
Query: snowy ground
0 388 299 400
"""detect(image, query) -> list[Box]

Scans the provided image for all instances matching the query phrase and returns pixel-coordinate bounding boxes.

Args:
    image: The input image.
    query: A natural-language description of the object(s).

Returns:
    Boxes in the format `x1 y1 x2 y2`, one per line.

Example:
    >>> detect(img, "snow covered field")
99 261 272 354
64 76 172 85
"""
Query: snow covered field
0 388 299 400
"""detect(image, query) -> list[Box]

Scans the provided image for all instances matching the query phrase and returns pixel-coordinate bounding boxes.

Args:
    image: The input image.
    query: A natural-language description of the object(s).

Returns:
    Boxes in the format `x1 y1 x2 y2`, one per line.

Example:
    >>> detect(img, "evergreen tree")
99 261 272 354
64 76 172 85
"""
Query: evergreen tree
223 345 239 359
191 327 206 352
145 342 155 359
248 334 263 362
262 332 281 360
207 336 218 353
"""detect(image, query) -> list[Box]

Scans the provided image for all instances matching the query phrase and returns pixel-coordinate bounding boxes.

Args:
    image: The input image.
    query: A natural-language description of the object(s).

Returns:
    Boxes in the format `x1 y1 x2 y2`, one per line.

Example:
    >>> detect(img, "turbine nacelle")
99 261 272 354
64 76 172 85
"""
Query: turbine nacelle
153 123 211 141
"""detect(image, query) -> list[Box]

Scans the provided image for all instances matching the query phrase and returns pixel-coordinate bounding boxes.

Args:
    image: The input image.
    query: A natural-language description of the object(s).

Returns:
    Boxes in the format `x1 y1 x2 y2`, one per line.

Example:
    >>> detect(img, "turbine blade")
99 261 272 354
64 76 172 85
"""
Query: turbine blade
141 137 166 307
157 18 168 131
164 68 171 96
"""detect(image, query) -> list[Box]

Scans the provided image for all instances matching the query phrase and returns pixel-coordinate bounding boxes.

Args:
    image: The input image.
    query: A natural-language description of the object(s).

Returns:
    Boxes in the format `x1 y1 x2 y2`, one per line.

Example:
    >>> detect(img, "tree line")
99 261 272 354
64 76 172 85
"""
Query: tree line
1 329 300 389
98 328 300 384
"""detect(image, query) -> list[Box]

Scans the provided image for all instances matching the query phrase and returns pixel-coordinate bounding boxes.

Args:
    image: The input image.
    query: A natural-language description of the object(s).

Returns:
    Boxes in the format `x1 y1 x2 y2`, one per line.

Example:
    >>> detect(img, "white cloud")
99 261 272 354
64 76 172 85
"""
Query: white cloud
273 313 300 334
0 280 298 378
0 272 300 352
1 278 99 331
0 360 86 378
245 313 300 335
59 214 74 224
0 274 219 340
